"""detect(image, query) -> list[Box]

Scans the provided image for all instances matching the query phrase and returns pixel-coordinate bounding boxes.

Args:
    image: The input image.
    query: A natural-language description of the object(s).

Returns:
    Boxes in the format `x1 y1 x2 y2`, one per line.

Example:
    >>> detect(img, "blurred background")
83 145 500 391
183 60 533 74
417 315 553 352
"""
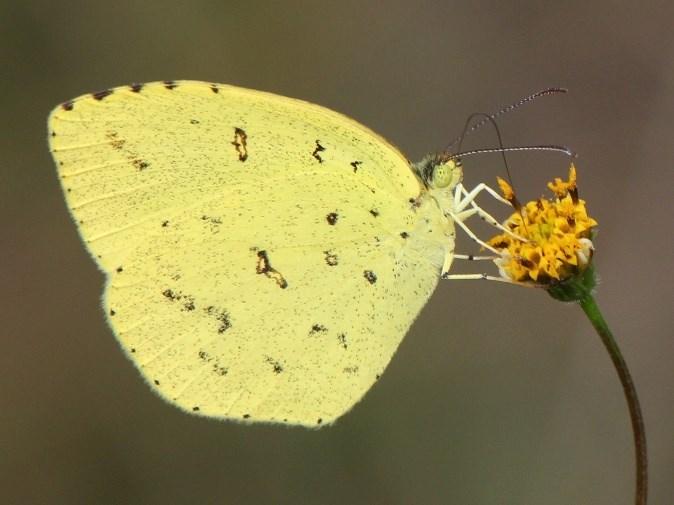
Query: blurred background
2 1 672 504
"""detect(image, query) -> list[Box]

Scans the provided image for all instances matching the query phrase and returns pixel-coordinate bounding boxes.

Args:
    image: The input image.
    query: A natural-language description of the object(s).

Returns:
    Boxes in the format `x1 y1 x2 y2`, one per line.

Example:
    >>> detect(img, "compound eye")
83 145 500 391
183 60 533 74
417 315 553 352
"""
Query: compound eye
431 162 453 188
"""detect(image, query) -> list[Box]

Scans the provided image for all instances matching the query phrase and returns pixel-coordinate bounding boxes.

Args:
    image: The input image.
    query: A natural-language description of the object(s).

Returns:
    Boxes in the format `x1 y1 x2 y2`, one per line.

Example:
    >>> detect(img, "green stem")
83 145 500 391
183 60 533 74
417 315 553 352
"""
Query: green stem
579 294 647 505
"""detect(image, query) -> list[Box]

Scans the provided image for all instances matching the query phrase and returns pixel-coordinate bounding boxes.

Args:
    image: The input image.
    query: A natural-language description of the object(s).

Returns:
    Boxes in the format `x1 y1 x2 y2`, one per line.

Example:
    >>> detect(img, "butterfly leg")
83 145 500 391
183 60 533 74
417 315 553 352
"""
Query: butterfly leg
442 253 499 277
441 271 537 287
447 210 502 254
453 183 526 241
453 182 510 211
442 181 528 282
441 272 507 282
440 210 503 277
454 254 498 260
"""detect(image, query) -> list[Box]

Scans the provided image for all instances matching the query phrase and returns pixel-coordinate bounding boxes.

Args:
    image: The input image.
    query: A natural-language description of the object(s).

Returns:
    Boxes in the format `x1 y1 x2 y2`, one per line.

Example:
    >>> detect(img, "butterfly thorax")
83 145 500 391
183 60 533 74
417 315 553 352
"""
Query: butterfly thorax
406 155 463 271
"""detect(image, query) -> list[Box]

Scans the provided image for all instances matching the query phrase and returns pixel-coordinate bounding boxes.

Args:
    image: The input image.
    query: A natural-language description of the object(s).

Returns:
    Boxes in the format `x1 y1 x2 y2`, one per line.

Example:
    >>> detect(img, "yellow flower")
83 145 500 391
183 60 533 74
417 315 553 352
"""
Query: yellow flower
548 164 578 197
488 164 598 284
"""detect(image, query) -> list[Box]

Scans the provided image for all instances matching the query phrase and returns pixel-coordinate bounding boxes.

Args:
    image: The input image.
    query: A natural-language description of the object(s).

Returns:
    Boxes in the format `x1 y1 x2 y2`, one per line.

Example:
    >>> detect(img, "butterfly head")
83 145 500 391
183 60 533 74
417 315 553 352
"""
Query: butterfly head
413 154 463 191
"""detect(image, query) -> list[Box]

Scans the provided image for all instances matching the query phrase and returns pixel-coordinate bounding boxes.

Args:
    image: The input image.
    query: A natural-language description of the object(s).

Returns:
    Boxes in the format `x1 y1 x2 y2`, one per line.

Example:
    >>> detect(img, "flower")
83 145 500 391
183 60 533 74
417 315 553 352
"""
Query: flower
488 164 598 285
485 163 647 504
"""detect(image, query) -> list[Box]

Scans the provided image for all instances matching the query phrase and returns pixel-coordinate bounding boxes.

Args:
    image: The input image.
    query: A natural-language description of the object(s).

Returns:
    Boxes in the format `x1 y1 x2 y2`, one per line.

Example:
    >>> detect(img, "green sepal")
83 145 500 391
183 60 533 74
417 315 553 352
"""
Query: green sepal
547 263 597 302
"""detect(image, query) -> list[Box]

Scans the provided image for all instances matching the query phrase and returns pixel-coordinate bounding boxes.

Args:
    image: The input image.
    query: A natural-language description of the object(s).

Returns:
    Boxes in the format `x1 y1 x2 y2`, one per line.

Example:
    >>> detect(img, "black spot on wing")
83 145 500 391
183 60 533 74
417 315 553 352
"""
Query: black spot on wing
198 349 229 376
351 160 362 172
162 288 178 301
369 209 379 217
312 140 325 163
204 306 231 333
326 212 338 225
106 131 125 150
201 214 222 233
363 270 377 284
202 215 222 224
310 324 328 335
162 288 198 313
62 101 74 111
92 89 113 101
105 132 151 171
255 250 288 289
133 159 150 170
231 127 248 162
265 356 284 374
324 250 338 266
400 232 409 239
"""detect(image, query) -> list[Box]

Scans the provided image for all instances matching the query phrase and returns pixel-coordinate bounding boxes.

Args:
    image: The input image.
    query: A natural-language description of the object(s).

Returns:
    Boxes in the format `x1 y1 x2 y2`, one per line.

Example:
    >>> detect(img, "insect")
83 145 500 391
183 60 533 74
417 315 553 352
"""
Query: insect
48 80 521 427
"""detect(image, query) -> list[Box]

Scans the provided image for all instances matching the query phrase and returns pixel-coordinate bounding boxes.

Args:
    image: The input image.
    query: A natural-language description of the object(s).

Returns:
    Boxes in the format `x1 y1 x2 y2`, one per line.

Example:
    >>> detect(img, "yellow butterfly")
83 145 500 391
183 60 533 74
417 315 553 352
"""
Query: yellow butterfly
48 80 508 427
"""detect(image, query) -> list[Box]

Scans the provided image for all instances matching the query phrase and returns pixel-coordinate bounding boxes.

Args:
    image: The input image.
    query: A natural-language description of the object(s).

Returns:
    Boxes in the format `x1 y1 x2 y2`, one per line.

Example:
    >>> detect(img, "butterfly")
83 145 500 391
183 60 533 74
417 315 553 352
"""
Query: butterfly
48 80 509 427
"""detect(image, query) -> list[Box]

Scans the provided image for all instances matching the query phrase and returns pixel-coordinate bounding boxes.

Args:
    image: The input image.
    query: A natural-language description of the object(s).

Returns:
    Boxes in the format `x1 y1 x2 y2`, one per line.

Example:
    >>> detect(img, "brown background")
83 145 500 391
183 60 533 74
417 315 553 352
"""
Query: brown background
2 1 672 504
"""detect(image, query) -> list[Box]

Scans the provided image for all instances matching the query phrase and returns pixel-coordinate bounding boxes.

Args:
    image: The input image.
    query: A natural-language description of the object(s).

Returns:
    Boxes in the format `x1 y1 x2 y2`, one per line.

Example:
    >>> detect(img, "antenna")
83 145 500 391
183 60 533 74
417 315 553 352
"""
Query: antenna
453 145 576 159
441 88 573 227
446 87 567 152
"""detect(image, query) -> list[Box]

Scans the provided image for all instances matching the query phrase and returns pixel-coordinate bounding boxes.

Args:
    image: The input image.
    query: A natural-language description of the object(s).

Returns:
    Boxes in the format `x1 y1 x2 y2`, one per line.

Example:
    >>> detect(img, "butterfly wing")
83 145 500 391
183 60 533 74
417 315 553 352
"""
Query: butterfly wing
48 81 452 426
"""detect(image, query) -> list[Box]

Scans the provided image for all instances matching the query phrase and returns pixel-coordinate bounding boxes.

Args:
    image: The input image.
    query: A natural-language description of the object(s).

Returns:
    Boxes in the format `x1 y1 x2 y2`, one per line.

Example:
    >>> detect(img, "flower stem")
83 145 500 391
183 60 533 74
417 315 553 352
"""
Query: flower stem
579 294 647 505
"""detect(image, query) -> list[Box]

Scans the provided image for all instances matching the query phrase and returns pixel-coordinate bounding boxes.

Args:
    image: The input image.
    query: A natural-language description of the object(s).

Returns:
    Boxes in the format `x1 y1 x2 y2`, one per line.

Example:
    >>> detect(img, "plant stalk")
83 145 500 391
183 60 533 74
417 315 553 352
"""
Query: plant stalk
579 294 647 505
